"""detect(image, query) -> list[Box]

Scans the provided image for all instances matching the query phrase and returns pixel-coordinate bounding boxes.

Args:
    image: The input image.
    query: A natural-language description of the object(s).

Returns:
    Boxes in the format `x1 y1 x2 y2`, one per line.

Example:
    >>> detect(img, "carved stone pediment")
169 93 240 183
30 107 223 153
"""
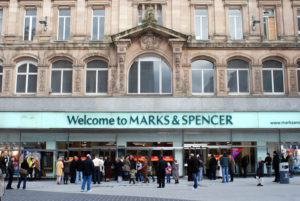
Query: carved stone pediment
140 32 160 50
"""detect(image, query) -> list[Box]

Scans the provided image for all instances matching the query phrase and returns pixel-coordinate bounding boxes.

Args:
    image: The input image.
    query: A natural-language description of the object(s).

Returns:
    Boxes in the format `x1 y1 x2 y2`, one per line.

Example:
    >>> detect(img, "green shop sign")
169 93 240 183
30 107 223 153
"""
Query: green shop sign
0 112 299 129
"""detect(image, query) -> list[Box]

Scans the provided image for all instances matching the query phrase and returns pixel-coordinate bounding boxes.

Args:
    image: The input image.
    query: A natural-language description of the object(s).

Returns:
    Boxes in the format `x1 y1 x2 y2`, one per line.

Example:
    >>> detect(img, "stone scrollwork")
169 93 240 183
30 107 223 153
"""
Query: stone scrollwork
140 32 160 50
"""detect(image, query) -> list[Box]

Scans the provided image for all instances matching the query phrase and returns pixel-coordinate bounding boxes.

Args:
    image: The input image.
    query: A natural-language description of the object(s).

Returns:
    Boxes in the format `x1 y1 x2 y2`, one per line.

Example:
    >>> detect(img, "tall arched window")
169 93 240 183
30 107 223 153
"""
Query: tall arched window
86 60 108 93
16 61 37 93
263 60 284 93
298 61 300 93
192 60 214 94
51 60 72 93
0 62 2 93
128 55 172 94
227 59 249 94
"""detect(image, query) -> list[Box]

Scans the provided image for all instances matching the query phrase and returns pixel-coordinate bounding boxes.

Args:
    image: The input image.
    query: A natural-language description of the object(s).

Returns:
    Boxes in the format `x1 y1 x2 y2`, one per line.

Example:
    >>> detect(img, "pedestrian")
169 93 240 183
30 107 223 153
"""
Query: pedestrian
93 155 101 184
190 153 200 189
287 151 294 178
187 155 193 181
220 153 229 183
75 157 83 184
122 155 131 181
148 164 155 182
0 161 5 200
0 153 6 174
136 160 142 182
34 157 40 180
209 154 217 180
129 168 137 184
70 156 77 183
115 158 123 183
165 162 172 184
264 153 272 177
197 155 204 182
27 156 34 181
242 155 249 177
63 159 70 184
104 157 112 182
56 157 64 184
81 154 94 192
99 156 104 182
256 157 264 186
17 156 29 189
157 155 167 188
140 159 149 183
172 160 179 184
6 157 14 189
272 151 280 183
229 155 235 182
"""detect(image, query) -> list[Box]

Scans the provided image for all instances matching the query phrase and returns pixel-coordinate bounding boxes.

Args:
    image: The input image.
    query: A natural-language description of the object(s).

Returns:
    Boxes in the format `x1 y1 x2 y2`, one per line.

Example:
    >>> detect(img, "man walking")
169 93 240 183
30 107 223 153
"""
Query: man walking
81 154 94 192
264 153 272 177
6 157 14 189
190 153 200 189
287 151 294 178
157 155 166 188
272 151 280 182
220 153 229 183
93 155 101 184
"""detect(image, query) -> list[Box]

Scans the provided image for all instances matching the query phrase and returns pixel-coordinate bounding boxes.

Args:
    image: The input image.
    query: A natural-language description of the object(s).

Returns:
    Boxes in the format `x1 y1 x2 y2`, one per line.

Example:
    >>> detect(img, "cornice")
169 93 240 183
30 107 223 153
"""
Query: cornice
189 0 214 6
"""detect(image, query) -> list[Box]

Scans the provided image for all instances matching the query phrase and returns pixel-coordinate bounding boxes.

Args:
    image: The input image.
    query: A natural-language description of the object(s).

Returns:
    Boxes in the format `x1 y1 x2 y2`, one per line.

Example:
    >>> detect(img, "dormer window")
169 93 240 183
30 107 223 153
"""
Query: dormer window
138 4 162 26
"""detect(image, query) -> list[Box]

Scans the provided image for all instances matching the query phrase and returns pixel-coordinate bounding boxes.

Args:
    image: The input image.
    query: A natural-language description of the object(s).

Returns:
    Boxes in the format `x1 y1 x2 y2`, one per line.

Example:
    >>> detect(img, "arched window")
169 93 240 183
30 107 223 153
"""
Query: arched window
86 60 108 93
297 61 300 93
51 60 72 93
227 59 249 94
128 55 172 94
0 62 2 93
192 60 214 94
16 61 37 93
262 60 284 93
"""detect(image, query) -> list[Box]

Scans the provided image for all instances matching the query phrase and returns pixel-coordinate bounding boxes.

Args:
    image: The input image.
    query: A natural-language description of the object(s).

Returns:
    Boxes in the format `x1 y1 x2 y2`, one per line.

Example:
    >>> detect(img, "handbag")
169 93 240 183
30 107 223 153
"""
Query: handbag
20 168 28 175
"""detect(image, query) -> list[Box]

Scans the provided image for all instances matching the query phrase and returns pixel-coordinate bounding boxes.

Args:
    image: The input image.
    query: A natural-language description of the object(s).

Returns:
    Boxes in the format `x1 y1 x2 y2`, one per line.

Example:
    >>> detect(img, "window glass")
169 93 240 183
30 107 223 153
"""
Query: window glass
92 9 105 40
58 9 70 40
128 55 172 94
51 60 72 93
195 9 208 40
192 60 214 94
138 7 143 25
157 8 162 25
0 10 3 34
62 71 72 93
227 60 249 94
229 9 243 40
298 10 300 35
24 9 36 41
51 71 61 93
0 64 2 93
263 9 276 40
16 62 37 93
263 60 284 93
86 60 108 94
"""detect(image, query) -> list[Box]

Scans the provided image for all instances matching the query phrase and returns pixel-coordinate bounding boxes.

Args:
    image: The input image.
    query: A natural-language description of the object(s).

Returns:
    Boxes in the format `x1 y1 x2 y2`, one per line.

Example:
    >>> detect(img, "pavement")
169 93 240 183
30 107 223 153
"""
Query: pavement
2 176 300 201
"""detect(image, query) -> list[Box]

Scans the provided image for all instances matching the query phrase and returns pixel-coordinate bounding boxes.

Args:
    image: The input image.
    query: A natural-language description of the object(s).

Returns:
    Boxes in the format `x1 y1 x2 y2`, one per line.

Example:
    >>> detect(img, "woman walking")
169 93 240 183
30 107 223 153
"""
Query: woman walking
17 156 29 190
56 157 64 184
140 159 149 183
172 160 179 184
256 157 264 186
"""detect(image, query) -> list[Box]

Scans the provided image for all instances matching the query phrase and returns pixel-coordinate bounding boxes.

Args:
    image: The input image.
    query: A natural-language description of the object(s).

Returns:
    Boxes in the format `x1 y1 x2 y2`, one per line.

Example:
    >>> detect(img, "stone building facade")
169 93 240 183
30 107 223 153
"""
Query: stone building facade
0 0 300 177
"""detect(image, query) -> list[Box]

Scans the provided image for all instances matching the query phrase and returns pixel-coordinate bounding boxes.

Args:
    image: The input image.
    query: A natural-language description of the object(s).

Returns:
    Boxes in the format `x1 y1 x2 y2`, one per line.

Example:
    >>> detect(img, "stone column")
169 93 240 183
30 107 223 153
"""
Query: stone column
182 64 190 96
115 39 131 95
252 65 263 95
287 65 298 96
216 65 227 96
1 65 13 96
169 40 185 96
108 65 118 95
36 65 49 96
72 64 84 96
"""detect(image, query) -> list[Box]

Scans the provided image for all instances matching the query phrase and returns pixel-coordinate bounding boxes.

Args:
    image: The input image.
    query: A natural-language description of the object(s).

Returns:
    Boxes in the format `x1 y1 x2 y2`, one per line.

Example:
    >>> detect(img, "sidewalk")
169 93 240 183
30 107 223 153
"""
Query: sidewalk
6 176 300 201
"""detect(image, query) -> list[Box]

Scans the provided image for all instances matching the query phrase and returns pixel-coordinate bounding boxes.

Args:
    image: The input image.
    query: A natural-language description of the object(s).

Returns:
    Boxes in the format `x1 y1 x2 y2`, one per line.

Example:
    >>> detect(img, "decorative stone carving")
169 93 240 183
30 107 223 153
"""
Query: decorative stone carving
38 69 46 93
140 32 160 50
110 66 118 93
142 5 157 25
254 70 261 93
3 69 10 93
74 69 81 93
218 69 226 93
290 70 297 93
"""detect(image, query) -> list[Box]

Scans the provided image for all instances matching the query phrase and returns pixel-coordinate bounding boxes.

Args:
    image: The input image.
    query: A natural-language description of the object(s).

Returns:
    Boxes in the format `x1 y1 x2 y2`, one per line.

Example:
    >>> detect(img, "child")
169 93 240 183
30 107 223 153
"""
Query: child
165 162 172 183
136 160 142 182
129 169 137 184
256 157 264 186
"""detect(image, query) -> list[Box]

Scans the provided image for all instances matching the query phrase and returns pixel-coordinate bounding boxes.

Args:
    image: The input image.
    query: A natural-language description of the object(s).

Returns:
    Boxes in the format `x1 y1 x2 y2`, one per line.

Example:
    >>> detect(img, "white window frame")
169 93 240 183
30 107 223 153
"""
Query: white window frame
91 9 105 41
263 8 277 40
85 61 108 94
57 9 70 41
262 62 285 94
24 9 36 41
227 68 249 95
128 55 172 95
0 61 3 93
15 61 37 94
297 9 300 35
191 62 214 95
0 9 3 35
194 8 208 40
138 8 143 25
51 61 72 94
229 9 243 40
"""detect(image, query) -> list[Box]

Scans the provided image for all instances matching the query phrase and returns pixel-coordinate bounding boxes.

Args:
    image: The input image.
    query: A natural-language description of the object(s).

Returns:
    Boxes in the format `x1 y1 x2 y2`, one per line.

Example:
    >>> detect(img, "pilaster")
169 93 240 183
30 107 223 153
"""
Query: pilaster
72 64 84 96
216 64 227 96
1 65 13 96
287 65 298 96
36 64 49 96
252 65 263 95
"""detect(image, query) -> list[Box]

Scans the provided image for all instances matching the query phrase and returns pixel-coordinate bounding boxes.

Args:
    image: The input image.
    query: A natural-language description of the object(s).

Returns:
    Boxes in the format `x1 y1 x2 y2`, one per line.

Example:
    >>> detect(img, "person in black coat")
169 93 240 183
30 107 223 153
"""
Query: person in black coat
272 151 280 182
115 158 123 183
264 153 272 177
209 154 217 180
256 157 264 186
70 156 77 183
187 156 193 181
6 157 14 189
190 153 200 189
242 155 249 177
81 154 94 192
157 155 167 188
17 157 29 189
